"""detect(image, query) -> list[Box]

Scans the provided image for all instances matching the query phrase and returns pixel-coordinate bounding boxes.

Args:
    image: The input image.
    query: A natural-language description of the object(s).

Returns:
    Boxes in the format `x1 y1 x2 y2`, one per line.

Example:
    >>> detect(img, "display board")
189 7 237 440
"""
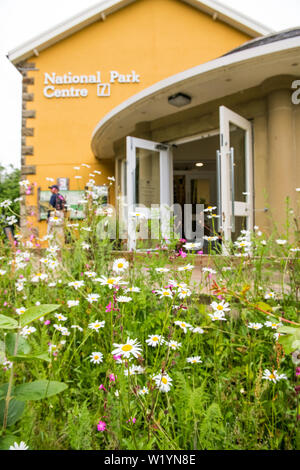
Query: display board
38 187 108 220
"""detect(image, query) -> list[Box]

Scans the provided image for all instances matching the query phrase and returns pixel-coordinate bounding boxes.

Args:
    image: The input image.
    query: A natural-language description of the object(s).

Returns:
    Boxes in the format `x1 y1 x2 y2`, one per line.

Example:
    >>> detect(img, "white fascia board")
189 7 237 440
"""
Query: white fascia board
183 0 274 36
7 0 134 64
8 0 273 64
91 35 300 146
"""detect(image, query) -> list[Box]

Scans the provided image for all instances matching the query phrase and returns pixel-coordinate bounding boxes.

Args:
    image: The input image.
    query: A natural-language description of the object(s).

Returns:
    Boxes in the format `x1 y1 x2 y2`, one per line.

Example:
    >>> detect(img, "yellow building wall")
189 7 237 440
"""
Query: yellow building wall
23 0 251 238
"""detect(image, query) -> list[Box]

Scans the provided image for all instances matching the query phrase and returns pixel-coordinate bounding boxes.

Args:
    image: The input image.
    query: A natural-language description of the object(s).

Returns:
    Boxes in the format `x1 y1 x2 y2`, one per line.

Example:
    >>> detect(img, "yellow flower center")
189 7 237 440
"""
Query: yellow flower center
95 324 100 328
122 344 133 352
269 373 276 380
163 292 169 296
117 263 123 268
152 337 158 341
161 377 168 384
272 324 277 327
107 279 114 284
94 355 99 360
192 359 197 363
217 305 224 310
181 323 186 327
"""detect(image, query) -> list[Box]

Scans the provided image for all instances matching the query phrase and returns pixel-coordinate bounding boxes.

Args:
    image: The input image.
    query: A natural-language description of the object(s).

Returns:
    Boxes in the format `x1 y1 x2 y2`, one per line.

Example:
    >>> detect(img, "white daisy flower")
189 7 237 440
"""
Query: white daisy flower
20 326 36 337
174 320 192 333
9 441 29 450
204 206 217 212
276 239 287 245
111 337 142 359
190 326 204 334
116 296 132 303
89 352 103 364
248 322 263 330
67 300 79 308
54 313 67 322
156 289 173 299
125 287 141 293
31 272 48 282
210 300 230 313
16 307 26 315
264 321 282 330
262 369 287 383
182 242 202 250
71 325 83 332
68 280 85 290
88 320 105 331
145 334 165 347
208 311 227 321
86 293 100 303
81 242 90 250
96 275 123 288
155 267 170 273
112 258 129 273
0 270 7 275
167 340 182 350
203 236 219 242
124 365 145 376
84 271 97 278
178 264 194 271
138 386 149 396
152 372 172 392
177 288 191 299
187 356 202 364
264 292 276 300
202 267 217 274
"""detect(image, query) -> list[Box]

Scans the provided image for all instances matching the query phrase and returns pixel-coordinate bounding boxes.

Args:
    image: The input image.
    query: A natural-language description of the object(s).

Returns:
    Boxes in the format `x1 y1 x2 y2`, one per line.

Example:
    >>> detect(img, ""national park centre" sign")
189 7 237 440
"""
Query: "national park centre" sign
43 71 141 98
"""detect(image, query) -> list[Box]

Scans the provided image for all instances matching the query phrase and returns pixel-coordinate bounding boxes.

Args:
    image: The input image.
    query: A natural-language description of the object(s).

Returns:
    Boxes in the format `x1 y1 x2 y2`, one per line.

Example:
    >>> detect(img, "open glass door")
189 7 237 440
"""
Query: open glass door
126 136 173 250
219 106 253 247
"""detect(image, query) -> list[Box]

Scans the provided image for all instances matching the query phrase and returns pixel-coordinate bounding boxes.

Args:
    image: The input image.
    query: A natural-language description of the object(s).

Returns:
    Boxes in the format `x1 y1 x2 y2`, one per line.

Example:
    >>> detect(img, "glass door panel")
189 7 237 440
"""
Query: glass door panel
219 106 253 247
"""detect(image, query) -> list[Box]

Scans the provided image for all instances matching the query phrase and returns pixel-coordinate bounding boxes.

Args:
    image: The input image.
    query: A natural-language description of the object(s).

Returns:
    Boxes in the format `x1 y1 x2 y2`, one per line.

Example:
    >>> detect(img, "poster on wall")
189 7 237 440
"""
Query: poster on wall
38 190 86 220
57 177 69 191
38 186 109 220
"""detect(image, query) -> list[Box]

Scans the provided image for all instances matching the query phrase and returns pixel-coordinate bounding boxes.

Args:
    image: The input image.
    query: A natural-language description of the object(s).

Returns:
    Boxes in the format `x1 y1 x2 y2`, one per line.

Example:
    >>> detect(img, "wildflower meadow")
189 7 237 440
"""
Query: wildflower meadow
0 175 299 451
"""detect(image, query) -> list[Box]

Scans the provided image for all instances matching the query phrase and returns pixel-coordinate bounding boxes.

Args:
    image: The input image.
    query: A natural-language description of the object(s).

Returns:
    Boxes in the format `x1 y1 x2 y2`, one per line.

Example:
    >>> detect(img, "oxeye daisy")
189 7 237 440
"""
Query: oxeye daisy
178 264 194 271
138 386 149 396
177 288 191 299
97 275 123 288
264 292 276 300
9 441 29 450
155 267 170 273
208 311 227 321
264 321 282 330
262 369 287 383
125 287 141 293
86 293 100 303
68 280 85 290
248 322 263 330
111 337 142 359
190 326 204 334
152 372 172 392
90 352 104 364
174 320 192 333
210 300 230 313
54 313 67 322
116 296 132 303
145 334 165 347
16 307 26 315
167 340 182 350
88 320 105 331
187 356 202 364
112 258 129 273
156 288 173 299
67 300 79 308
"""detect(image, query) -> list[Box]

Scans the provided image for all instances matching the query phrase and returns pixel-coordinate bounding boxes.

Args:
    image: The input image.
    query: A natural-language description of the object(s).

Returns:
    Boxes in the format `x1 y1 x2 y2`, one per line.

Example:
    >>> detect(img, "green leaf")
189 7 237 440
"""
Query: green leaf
0 399 25 426
0 434 18 450
8 353 50 363
5 333 31 357
278 325 300 354
0 384 9 400
256 302 273 312
19 304 60 327
0 315 18 330
14 380 68 401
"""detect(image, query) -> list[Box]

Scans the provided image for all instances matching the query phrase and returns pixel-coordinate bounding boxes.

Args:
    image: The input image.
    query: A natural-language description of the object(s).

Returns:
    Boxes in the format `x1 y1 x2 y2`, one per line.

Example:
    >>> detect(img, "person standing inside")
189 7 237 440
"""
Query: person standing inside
47 185 66 247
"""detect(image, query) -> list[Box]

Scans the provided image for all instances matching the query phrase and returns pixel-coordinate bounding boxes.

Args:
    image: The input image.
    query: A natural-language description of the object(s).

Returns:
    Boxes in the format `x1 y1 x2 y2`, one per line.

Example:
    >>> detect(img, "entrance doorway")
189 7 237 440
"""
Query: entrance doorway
124 106 253 251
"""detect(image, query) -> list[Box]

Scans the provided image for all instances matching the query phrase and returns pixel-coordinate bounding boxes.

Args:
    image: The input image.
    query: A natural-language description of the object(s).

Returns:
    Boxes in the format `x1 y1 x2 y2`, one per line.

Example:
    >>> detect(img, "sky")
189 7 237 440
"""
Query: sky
0 0 300 170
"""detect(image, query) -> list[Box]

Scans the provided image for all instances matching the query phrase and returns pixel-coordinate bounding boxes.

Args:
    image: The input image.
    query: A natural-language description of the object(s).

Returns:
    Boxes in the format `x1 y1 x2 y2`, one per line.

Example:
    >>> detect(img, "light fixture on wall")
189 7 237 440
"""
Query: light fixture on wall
168 92 191 107
195 162 204 167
